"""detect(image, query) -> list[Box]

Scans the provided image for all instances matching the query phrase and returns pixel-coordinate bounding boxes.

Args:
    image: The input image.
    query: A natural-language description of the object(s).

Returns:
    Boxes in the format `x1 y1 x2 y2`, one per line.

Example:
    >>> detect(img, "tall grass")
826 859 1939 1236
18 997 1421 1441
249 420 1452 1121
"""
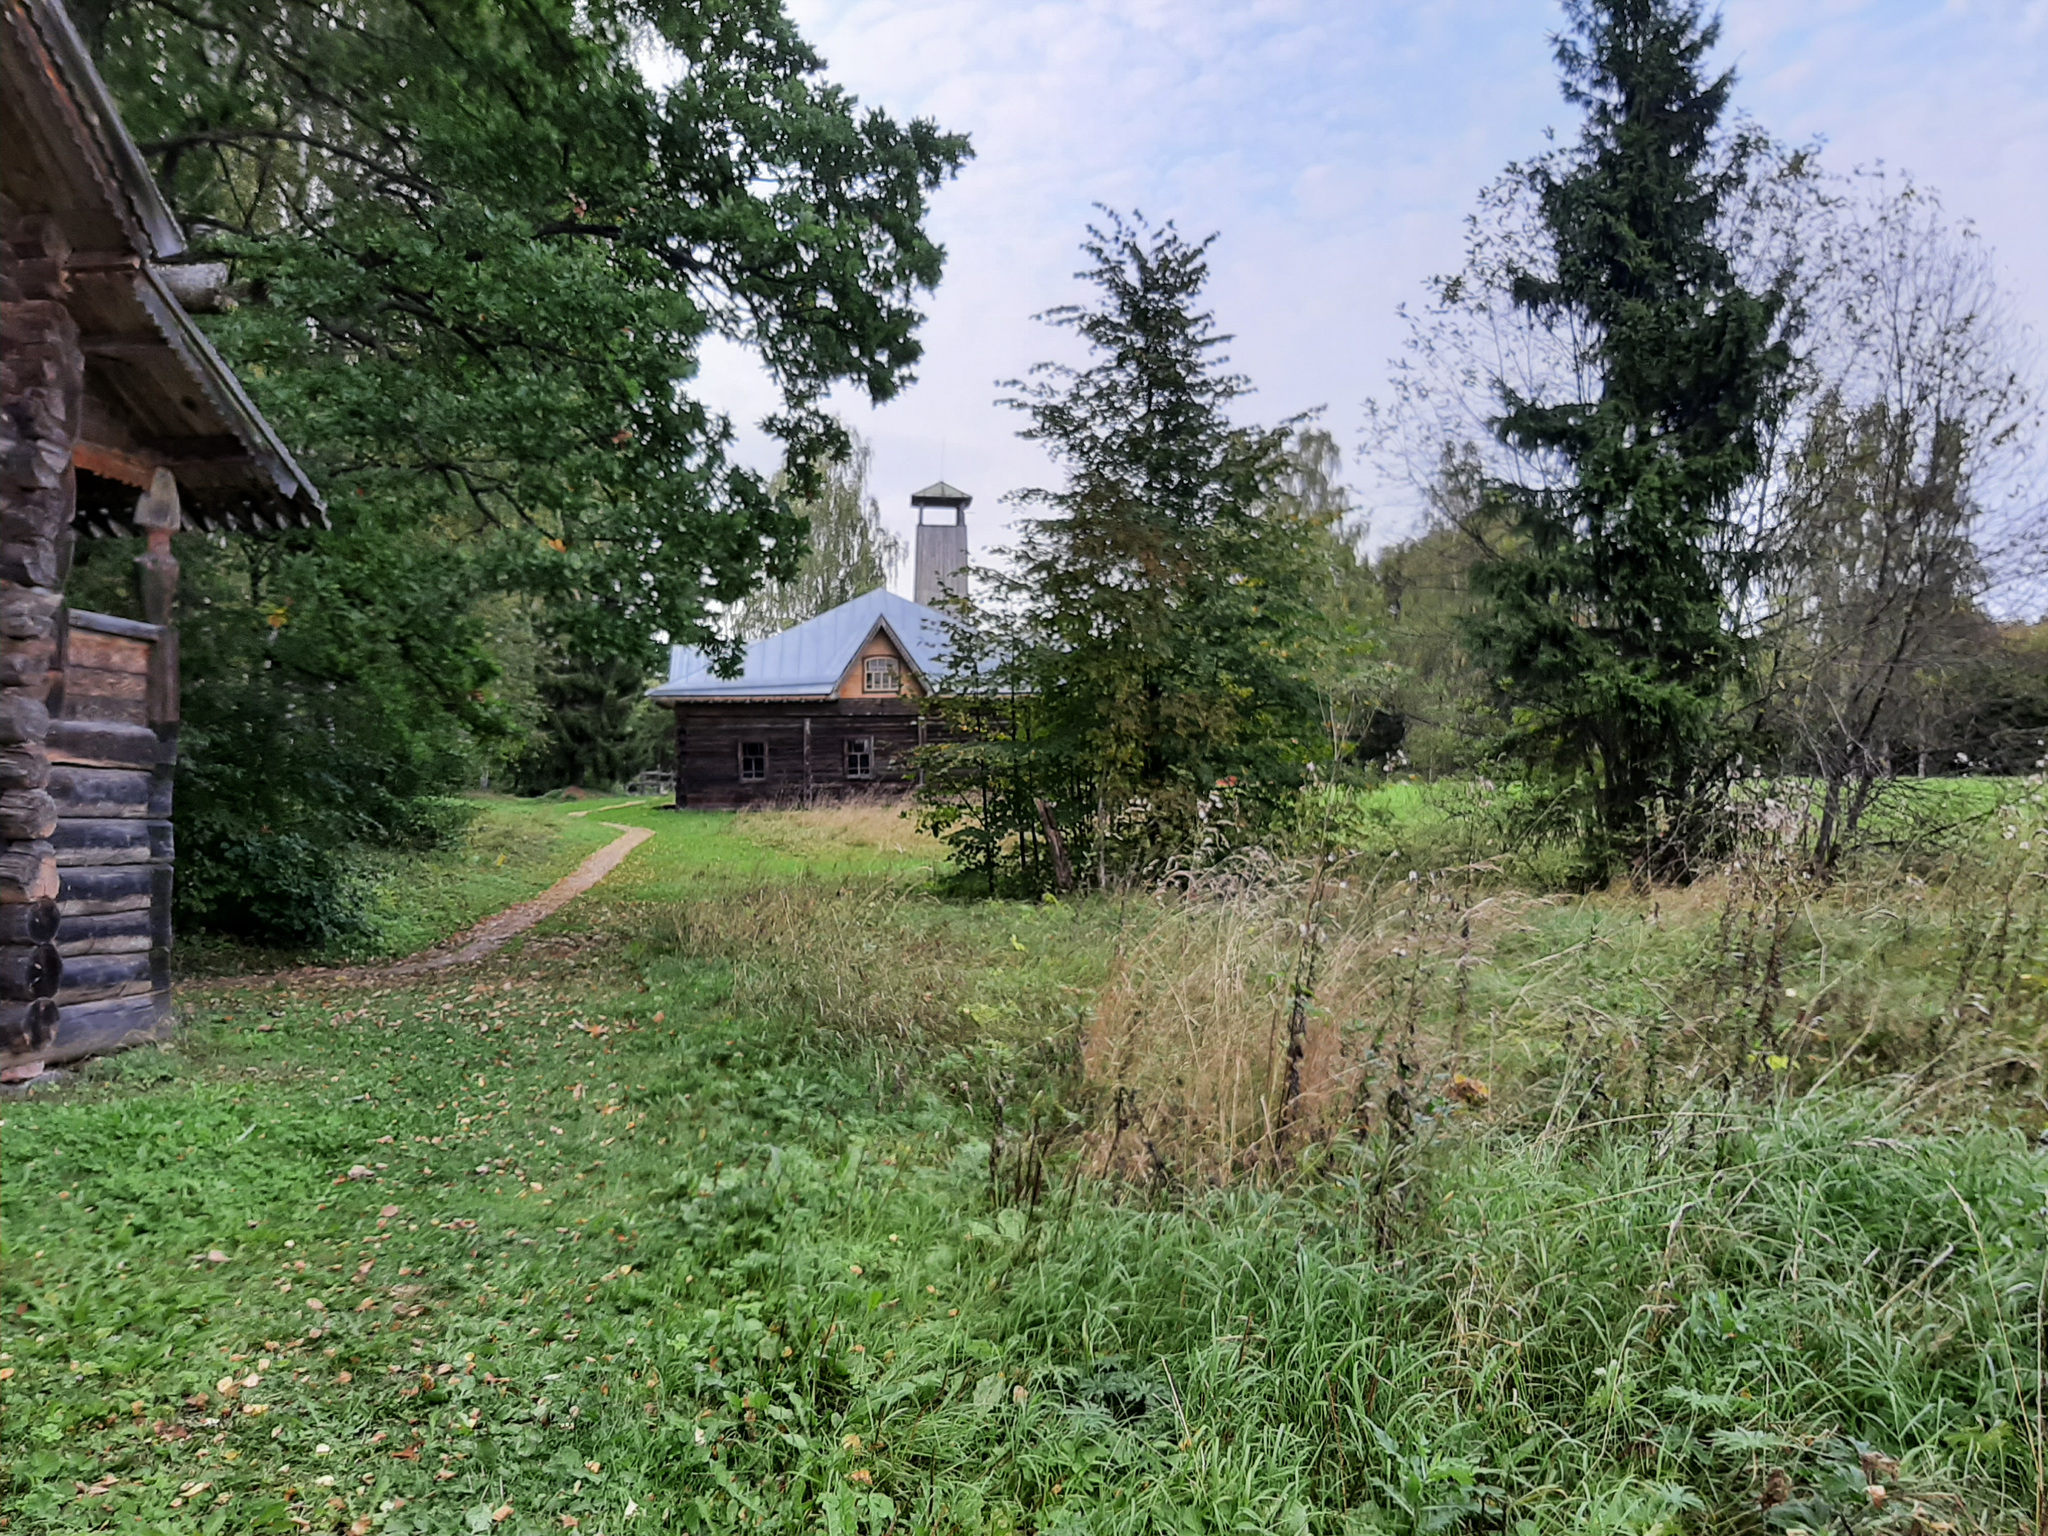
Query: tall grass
1078 795 2048 1185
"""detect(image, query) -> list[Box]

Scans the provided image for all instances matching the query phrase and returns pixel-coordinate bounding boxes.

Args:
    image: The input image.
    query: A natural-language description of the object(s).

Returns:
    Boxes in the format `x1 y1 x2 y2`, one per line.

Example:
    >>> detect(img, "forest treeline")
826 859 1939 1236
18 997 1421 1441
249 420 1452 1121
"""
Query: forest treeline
911 1 2045 892
69 0 2044 935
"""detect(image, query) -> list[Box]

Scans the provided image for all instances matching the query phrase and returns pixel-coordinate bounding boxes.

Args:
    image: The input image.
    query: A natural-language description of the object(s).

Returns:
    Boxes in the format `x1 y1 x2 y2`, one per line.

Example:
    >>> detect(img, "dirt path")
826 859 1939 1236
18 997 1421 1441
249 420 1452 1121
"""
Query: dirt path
197 822 655 992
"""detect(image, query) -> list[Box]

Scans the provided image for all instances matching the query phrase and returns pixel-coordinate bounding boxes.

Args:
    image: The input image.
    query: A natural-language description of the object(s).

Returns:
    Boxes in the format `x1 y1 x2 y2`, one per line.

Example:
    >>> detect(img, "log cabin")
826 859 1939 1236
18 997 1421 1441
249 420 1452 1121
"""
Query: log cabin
1 0 324 1079
648 483 970 808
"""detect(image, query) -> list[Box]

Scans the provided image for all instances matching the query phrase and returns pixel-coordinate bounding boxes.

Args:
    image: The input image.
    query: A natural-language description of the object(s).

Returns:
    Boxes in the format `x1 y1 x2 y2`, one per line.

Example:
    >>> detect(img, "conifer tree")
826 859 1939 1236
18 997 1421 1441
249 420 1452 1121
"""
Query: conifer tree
1470 0 1795 876
1000 212 1331 867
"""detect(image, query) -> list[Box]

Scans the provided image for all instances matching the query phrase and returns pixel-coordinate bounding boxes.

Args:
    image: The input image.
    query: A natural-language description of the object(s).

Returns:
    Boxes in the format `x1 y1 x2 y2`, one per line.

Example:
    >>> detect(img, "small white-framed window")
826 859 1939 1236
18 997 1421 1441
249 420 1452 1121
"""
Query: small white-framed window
739 741 767 782
844 736 874 780
863 655 901 694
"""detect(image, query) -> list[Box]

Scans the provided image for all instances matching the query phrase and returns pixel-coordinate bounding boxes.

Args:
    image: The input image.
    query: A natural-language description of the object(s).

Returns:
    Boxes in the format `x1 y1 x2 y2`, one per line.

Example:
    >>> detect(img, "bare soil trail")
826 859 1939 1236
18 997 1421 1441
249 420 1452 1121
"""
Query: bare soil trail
196 821 656 992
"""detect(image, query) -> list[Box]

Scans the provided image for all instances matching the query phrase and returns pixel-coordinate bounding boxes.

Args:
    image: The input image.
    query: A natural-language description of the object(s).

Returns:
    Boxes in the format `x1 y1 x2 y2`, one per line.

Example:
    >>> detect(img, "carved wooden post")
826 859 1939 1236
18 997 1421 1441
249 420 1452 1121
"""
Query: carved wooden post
0 204 81 1065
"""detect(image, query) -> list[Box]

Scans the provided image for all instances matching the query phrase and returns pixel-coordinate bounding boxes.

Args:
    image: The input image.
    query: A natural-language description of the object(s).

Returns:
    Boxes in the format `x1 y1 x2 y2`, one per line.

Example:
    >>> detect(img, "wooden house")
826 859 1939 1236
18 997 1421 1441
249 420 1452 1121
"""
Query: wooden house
649 587 955 808
649 482 973 808
1 0 324 1078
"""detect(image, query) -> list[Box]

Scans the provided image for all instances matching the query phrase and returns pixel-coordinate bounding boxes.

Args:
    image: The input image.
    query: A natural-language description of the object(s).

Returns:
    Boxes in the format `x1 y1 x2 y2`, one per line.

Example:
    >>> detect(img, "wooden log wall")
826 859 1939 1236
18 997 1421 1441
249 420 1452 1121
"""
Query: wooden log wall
37 610 174 1062
1 205 79 1064
2 206 177 1074
671 699 925 809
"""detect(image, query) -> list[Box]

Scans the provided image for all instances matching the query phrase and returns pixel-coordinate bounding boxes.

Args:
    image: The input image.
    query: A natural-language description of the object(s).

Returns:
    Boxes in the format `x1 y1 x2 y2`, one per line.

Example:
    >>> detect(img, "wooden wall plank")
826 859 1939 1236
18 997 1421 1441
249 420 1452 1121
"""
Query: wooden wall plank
56 908 152 955
50 818 172 866
12 991 169 1070
673 699 923 807
64 629 150 675
58 865 154 914
48 766 153 817
55 949 154 1001
46 719 165 769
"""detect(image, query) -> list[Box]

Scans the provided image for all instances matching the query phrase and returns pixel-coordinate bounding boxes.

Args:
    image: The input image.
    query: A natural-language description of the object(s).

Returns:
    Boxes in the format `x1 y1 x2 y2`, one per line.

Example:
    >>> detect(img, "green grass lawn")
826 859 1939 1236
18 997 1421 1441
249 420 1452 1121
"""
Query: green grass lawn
7 805 2048 1534
173 799 638 977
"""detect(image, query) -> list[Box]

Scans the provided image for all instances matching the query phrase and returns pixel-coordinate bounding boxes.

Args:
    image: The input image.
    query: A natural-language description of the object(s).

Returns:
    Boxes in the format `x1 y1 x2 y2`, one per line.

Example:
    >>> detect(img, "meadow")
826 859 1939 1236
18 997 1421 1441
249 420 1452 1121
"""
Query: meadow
5 785 2048 1535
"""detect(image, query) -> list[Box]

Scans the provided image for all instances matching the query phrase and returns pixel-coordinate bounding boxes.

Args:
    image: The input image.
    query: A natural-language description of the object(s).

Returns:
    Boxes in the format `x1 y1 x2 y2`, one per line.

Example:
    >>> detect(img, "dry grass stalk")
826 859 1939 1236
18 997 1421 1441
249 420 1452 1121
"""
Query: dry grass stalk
1083 856 1521 1184
732 798 943 861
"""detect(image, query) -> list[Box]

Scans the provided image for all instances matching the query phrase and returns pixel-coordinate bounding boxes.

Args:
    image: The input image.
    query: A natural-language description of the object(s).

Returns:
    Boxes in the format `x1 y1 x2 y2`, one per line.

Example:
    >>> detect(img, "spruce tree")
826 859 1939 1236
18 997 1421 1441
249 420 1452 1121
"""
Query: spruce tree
1002 213 1330 868
1470 0 1794 876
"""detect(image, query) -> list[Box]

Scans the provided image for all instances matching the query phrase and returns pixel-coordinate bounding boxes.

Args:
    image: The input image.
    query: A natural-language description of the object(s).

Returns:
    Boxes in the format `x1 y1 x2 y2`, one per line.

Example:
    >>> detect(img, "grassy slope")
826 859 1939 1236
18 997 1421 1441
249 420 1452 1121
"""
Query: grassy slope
6 806 2046 1535
175 800 632 977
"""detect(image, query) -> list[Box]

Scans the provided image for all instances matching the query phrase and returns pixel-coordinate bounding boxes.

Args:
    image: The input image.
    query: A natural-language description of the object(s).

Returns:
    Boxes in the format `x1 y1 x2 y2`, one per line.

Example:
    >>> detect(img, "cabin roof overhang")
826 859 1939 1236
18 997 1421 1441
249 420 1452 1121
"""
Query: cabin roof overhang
2 0 326 535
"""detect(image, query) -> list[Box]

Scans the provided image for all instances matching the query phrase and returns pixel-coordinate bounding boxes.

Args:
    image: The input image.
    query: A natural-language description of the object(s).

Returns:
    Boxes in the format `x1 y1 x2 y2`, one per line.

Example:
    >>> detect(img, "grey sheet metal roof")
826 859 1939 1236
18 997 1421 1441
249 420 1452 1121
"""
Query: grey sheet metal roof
649 588 961 702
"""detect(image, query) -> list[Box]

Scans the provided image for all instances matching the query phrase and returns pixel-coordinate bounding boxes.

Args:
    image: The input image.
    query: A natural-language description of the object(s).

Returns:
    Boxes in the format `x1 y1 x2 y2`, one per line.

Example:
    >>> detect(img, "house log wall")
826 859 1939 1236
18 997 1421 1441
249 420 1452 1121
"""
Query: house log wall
1 206 81 1062
1 206 175 1073
671 699 926 809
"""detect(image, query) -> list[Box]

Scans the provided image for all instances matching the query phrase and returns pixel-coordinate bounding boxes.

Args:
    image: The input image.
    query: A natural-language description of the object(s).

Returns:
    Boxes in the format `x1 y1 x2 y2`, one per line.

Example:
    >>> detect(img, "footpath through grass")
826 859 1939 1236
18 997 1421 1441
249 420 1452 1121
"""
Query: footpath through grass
7 804 2048 1535
174 799 636 978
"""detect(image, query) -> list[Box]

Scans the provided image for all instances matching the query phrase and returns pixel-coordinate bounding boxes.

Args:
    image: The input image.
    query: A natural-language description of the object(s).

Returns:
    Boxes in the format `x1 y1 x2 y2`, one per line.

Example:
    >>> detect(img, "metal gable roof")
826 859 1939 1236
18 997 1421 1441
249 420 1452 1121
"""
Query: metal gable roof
649 588 963 702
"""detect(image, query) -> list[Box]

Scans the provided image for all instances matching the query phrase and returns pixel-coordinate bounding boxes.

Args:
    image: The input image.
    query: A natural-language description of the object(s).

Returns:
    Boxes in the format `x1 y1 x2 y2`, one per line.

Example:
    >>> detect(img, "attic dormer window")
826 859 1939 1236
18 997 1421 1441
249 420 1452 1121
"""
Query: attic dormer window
863 655 901 694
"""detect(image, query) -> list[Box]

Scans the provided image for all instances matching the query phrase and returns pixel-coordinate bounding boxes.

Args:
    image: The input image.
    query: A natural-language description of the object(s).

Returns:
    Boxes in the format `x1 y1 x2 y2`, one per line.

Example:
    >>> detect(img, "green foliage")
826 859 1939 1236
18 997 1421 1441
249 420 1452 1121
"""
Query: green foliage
71 519 509 945
1465 0 1797 878
1334 448 1510 775
919 214 1350 890
736 432 905 640
512 653 671 794
85 0 968 666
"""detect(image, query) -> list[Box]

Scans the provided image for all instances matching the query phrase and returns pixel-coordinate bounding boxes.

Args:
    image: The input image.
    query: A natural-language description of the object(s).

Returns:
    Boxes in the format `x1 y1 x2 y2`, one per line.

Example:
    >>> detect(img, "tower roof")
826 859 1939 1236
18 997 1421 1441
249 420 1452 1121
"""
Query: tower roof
910 480 972 507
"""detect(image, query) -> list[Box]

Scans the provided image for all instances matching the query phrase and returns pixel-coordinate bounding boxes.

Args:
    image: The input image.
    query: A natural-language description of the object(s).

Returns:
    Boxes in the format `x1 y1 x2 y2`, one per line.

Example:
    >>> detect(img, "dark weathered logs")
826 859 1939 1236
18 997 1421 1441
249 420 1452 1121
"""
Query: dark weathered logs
0 786 56 840
0 839 57 901
0 898 59 944
54 948 152 1001
150 873 173 948
57 864 153 914
0 941 63 999
49 817 172 866
0 586 62 642
55 907 152 955
37 991 167 1066
0 690 50 745
0 635 54 688
0 997 59 1054
0 742 51 790
44 718 164 769
46 766 152 817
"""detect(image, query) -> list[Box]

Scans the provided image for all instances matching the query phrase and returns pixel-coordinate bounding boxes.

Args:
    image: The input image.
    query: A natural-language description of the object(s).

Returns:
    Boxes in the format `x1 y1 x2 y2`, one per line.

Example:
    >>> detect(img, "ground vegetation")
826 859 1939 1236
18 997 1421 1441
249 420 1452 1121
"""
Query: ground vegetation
10 794 2048 1534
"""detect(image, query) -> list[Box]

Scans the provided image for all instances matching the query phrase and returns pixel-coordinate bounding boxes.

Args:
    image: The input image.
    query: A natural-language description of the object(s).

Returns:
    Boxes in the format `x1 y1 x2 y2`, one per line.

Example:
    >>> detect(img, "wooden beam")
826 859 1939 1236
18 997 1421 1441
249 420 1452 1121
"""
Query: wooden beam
80 333 169 358
71 440 160 490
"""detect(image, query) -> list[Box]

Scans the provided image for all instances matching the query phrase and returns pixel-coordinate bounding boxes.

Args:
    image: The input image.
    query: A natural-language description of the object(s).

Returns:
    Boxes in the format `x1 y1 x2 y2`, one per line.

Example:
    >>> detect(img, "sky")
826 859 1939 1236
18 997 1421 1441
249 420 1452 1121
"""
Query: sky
696 0 2048 590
